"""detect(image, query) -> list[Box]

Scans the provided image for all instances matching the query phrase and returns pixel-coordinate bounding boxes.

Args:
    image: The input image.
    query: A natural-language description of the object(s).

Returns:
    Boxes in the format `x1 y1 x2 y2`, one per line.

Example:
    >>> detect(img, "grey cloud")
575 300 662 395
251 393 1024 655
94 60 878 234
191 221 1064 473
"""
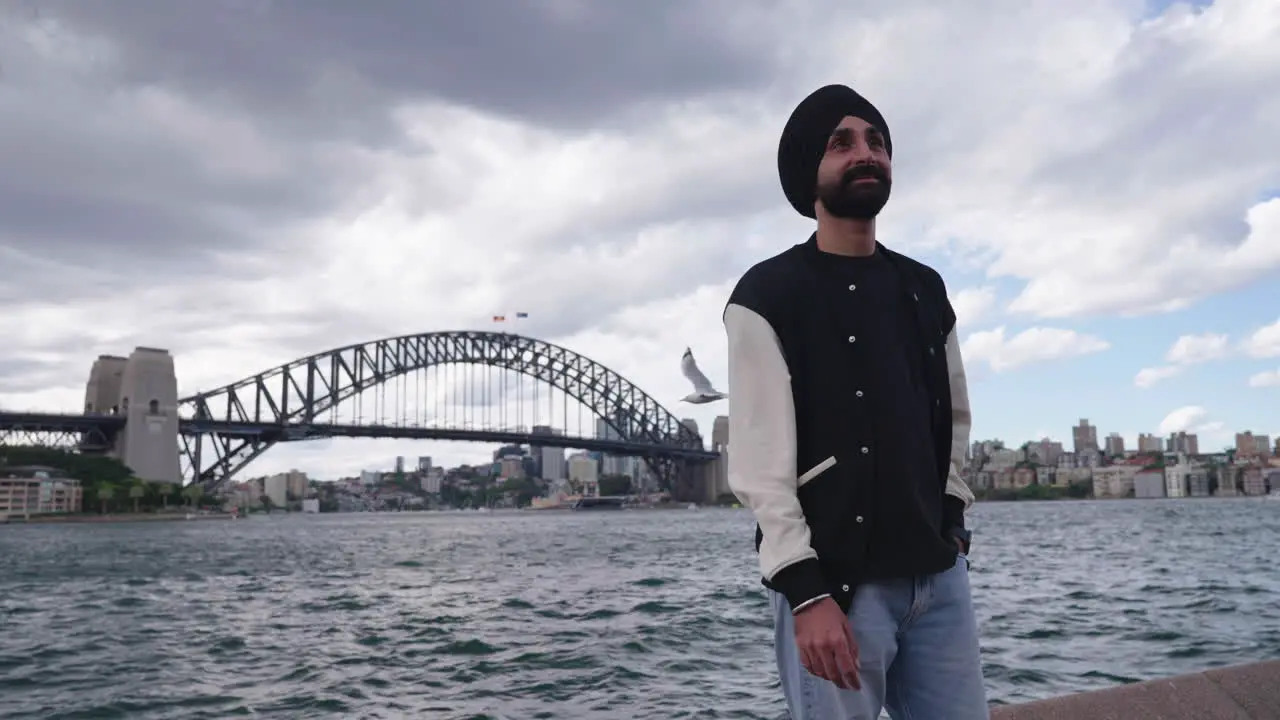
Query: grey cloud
0 52 377 277
0 0 802 391
41 0 776 131
1 0 790 297
0 355 85 394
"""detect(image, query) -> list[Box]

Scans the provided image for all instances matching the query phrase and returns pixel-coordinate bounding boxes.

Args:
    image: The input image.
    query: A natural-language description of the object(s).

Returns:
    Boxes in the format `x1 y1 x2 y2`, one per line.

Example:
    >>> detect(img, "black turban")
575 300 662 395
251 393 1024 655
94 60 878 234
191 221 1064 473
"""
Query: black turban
777 84 893 219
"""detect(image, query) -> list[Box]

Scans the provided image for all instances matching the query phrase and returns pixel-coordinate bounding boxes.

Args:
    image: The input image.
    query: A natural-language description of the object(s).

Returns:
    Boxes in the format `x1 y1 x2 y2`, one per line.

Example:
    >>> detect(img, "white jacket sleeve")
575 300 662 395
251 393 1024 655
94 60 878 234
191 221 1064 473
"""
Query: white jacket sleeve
724 303 827 610
944 328 975 510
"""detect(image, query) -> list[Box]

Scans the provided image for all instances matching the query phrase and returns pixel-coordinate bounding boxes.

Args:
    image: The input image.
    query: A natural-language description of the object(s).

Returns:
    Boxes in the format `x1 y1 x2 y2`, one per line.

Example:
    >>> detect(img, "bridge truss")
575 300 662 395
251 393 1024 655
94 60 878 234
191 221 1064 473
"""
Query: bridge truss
0 411 120 453
178 331 709 492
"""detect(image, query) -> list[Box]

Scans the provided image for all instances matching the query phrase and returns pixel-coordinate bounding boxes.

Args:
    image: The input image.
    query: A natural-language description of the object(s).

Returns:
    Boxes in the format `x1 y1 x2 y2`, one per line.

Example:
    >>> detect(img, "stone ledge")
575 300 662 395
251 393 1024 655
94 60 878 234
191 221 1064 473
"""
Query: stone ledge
991 660 1280 720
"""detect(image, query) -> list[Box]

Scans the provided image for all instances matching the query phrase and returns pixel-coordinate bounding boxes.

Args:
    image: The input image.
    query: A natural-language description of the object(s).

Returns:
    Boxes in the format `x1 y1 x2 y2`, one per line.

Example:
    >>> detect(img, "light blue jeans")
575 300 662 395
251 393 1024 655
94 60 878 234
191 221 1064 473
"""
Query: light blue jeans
771 554 989 719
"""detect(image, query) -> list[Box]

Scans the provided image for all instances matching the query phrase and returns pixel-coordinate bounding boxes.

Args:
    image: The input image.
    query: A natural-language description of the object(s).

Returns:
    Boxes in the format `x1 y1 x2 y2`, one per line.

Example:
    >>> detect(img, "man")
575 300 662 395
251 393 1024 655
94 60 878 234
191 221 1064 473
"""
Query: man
723 84 988 719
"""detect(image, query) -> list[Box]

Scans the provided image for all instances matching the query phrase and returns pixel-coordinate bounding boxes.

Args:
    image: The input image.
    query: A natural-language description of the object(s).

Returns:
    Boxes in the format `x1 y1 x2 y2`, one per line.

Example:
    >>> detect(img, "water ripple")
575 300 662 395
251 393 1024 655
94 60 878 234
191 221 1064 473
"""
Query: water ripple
1 498 1277 718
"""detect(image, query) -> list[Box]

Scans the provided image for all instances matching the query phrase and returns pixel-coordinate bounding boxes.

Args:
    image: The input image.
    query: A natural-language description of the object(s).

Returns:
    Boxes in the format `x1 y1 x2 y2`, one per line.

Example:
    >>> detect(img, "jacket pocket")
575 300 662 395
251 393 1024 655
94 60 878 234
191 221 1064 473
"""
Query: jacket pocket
797 456 838 488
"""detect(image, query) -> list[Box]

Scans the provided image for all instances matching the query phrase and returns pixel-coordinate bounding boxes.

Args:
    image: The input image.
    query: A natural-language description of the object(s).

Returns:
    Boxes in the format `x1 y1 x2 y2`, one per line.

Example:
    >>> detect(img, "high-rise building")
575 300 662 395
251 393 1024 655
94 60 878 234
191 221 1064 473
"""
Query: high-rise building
1235 432 1271 458
1137 433 1163 453
1072 419 1098 454
1104 433 1125 457
1166 431 1199 455
417 456 433 473
1030 438 1064 465
499 455 524 479
531 425 567 480
263 470 308 502
595 415 637 479
264 474 289 506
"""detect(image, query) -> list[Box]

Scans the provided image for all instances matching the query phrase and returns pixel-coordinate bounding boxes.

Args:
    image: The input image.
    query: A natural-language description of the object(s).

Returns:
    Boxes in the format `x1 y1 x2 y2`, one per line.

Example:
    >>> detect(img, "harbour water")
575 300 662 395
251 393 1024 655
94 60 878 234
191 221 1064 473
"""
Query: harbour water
2 498 1277 718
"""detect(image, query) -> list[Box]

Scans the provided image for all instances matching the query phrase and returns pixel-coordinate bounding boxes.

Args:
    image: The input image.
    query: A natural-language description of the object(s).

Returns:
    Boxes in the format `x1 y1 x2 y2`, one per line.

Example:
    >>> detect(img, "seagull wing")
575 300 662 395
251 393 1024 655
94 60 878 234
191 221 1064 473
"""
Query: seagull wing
681 348 716 393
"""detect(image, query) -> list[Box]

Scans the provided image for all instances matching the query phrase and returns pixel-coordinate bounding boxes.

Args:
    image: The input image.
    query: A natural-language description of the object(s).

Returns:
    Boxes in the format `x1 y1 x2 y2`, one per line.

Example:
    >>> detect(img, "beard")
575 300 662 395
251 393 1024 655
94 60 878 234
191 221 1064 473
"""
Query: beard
816 165 892 220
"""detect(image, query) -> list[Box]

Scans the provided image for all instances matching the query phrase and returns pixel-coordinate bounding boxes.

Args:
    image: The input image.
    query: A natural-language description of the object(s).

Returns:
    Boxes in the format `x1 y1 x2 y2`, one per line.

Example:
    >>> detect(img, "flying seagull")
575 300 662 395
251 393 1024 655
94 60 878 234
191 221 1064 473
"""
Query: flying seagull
680 347 728 404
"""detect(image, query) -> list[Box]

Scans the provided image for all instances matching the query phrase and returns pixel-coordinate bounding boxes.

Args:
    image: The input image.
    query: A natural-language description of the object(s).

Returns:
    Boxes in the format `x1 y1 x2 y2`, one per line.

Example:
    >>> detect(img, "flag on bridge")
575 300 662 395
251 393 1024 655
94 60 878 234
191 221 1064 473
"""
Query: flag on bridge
493 315 506 322
515 312 529 319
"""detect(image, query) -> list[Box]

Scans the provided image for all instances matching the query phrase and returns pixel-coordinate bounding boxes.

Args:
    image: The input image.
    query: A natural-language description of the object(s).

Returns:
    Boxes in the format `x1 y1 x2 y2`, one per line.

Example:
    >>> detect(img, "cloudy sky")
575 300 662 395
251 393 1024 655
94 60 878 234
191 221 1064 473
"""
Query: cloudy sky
1 0 1277 479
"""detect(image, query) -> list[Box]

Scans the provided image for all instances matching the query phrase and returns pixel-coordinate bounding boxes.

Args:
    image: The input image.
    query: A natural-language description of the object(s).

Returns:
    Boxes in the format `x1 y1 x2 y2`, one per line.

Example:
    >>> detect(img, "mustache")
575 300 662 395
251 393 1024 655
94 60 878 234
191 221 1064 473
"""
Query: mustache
841 164 889 186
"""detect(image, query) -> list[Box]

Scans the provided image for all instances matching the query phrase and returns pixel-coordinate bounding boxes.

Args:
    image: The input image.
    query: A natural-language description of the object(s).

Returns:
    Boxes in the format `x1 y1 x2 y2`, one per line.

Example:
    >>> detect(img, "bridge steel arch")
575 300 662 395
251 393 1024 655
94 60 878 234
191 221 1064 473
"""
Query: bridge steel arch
178 331 706 490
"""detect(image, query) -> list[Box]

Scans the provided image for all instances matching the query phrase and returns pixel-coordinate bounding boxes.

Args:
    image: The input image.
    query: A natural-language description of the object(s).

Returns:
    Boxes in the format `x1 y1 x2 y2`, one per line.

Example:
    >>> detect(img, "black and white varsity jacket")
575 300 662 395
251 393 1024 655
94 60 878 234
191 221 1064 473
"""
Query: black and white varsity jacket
723 236 975 614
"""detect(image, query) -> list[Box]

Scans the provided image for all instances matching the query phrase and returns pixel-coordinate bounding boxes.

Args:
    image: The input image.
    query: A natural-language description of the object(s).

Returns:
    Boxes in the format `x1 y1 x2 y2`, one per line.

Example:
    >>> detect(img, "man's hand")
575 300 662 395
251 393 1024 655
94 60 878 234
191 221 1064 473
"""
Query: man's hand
793 597 861 689
954 536 966 553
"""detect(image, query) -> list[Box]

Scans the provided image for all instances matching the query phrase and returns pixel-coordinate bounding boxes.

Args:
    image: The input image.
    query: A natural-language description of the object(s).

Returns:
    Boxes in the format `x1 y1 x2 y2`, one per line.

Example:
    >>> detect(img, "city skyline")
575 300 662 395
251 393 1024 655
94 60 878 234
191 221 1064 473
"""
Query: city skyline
0 1 1277 478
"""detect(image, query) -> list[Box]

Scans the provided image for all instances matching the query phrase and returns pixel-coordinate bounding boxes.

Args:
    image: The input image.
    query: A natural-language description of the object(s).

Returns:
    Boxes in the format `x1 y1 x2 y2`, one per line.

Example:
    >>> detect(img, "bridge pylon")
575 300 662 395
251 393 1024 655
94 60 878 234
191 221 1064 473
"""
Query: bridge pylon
83 348 182 484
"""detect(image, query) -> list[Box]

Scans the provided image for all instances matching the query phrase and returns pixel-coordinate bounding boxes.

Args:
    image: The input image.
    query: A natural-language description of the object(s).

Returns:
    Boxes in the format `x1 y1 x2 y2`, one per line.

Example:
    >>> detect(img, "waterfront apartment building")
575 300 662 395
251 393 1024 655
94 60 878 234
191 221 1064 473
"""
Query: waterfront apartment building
1165 461 1211 497
1092 465 1138 498
1133 469 1166 498
0 466 83 518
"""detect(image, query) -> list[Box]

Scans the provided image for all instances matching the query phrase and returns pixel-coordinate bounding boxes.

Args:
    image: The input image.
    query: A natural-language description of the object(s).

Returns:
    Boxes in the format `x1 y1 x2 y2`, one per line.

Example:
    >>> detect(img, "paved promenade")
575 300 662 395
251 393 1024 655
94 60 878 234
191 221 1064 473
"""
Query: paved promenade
992 659 1280 719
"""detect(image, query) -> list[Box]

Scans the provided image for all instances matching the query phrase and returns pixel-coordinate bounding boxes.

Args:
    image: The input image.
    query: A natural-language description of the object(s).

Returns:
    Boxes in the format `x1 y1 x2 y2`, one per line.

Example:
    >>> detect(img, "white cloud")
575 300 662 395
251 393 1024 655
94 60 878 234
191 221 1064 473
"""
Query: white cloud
1165 333 1231 364
1248 369 1280 388
1135 332 1232 387
1157 405 1229 450
1242 318 1280 358
961 326 1110 373
951 286 998 330
1134 365 1182 389
860 0 1280 320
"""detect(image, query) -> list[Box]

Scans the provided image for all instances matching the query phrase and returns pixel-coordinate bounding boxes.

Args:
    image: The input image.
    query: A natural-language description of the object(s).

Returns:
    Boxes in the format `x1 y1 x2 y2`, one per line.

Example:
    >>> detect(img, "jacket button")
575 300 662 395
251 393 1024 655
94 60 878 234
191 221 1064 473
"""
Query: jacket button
847 335 856 343
929 347 936 355
856 390 864 398
841 584 850 592
860 447 869 454
855 516 864 523
848 284 857 291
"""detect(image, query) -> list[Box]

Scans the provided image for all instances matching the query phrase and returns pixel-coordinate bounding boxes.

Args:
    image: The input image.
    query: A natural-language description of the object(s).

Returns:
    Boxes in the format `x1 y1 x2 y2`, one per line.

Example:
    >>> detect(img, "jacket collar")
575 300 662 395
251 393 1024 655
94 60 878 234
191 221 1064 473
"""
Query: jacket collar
797 232 924 299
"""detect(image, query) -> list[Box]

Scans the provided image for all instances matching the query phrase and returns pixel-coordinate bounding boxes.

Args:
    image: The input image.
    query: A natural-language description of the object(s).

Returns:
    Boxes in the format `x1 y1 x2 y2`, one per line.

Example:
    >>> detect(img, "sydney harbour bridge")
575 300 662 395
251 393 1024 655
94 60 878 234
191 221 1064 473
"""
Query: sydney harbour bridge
0 331 720 499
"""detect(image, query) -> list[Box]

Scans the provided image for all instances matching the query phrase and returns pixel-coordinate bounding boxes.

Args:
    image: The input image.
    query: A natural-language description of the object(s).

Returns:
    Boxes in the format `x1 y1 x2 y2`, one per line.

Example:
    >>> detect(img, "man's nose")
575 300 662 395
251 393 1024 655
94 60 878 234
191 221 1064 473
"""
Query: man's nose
847 141 877 164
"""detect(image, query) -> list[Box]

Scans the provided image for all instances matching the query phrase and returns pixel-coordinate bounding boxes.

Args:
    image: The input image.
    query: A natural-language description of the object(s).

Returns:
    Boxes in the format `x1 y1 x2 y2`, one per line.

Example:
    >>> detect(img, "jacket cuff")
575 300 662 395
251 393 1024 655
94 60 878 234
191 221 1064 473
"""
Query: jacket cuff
772 557 828 613
943 495 966 533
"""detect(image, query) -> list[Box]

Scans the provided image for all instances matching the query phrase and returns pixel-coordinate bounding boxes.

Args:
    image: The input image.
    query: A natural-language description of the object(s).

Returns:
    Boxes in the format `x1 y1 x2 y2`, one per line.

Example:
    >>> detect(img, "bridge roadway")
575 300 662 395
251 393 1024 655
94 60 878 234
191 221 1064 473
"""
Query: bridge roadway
0 411 719 462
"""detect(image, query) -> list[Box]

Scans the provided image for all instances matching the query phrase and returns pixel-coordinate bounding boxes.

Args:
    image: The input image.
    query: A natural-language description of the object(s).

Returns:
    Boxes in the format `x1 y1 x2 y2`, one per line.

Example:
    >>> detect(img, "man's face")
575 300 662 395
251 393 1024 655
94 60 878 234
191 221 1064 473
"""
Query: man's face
814 116 892 220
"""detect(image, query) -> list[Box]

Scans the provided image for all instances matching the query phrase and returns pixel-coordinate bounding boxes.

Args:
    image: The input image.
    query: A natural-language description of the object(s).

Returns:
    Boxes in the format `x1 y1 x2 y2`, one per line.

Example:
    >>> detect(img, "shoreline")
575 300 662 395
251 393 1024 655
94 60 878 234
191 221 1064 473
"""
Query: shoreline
1 512 235 525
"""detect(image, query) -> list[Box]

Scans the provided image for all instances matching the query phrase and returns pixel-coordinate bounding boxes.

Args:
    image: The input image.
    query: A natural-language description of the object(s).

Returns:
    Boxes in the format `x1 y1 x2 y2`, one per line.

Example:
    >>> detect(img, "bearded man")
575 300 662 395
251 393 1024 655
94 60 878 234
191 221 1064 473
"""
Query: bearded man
723 84 989 719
